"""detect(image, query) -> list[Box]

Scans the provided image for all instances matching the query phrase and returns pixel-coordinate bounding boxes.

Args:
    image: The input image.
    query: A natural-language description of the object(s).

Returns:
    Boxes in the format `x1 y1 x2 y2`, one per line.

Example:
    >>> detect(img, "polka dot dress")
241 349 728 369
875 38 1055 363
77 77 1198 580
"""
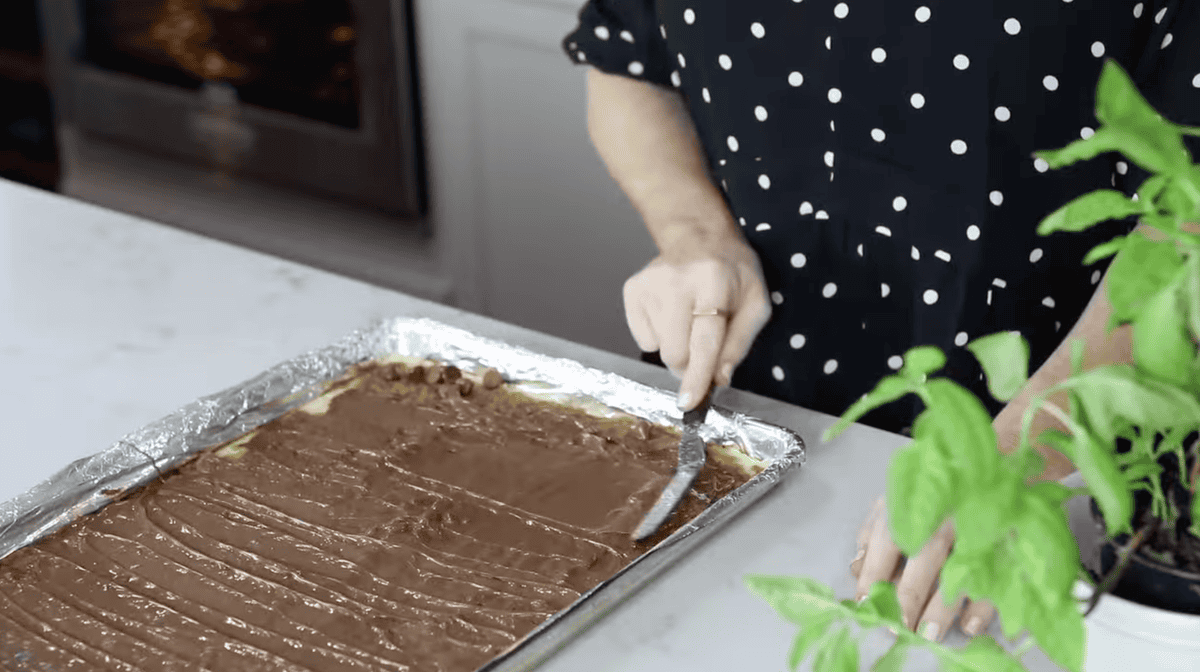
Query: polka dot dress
563 0 1200 433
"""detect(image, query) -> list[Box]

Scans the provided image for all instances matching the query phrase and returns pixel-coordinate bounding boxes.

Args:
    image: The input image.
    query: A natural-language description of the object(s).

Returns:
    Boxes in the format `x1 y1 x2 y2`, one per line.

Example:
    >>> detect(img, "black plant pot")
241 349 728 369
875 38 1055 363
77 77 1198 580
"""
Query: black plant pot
1090 499 1200 615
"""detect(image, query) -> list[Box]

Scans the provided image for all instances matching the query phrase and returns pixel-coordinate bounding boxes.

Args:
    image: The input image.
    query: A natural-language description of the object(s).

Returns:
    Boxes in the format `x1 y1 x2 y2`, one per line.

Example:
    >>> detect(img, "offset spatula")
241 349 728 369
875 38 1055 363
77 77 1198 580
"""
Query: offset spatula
632 391 712 541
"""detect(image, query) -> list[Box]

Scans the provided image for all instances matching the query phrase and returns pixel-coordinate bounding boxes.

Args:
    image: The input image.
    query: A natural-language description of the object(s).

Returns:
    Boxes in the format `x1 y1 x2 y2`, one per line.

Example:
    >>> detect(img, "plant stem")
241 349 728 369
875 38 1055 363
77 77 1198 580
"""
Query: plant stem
1012 636 1037 658
1041 402 1075 431
1188 436 1200 497
1084 521 1156 617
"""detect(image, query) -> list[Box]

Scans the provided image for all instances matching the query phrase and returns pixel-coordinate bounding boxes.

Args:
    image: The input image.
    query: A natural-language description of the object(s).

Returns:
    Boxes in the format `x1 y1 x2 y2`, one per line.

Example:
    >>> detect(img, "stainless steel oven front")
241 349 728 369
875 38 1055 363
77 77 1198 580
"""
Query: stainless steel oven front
39 0 426 219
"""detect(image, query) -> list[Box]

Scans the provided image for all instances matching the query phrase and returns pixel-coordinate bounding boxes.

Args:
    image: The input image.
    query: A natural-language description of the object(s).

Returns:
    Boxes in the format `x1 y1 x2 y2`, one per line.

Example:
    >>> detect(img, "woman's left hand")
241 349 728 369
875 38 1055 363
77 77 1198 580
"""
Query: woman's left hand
849 402 1032 642
851 495 996 642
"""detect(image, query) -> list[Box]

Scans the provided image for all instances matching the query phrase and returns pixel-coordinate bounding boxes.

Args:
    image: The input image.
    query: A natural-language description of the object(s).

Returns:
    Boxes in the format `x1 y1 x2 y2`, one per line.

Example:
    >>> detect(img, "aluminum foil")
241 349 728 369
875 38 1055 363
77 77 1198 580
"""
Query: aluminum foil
0 316 806 670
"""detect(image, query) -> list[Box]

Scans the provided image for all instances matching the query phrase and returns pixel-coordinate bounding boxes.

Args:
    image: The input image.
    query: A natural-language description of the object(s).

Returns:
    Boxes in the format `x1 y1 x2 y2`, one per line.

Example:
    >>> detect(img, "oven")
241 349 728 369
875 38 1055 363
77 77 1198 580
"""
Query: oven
39 0 426 220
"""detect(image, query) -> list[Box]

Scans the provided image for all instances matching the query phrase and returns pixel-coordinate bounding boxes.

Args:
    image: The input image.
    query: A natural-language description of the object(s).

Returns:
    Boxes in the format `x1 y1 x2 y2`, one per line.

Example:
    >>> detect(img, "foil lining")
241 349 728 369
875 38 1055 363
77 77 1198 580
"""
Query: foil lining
0 316 805 670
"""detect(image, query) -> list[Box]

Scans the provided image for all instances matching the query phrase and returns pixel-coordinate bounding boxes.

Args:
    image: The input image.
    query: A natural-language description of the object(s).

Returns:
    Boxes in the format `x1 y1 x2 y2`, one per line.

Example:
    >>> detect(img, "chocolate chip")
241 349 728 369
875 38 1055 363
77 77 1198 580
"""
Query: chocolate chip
408 365 426 383
425 365 444 385
442 366 462 383
457 378 474 397
384 363 406 381
482 369 504 389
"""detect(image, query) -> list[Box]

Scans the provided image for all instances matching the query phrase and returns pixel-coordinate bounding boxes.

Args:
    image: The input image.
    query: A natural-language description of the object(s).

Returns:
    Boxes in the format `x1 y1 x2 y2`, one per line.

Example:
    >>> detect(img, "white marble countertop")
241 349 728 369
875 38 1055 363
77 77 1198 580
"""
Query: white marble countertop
0 178 1064 671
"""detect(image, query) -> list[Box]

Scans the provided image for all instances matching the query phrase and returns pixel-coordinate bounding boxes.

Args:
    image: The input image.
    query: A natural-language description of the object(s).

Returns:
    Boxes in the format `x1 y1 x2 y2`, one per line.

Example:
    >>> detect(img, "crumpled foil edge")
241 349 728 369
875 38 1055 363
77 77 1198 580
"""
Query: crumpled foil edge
0 317 807 656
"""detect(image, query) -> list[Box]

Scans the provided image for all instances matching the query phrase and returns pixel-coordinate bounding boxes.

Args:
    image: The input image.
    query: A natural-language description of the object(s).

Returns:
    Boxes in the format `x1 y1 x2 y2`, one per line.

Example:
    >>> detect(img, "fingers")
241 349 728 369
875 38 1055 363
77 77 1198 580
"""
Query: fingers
916 587 966 643
677 312 727 410
958 599 997 638
851 497 885 578
676 276 734 409
855 502 903 603
714 285 771 387
894 520 955 631
623 278 659 353
651 295 694 378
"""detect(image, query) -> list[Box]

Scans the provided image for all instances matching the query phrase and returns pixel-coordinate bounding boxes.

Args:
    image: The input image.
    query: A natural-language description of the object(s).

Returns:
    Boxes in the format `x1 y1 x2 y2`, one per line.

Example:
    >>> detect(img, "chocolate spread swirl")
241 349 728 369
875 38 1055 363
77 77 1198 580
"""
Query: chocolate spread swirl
0 362 746 671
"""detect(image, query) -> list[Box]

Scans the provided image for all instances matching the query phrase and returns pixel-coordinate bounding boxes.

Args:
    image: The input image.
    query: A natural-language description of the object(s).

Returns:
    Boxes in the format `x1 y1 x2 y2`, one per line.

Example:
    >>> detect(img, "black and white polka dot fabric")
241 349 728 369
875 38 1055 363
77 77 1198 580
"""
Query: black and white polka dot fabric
564 1 1200 433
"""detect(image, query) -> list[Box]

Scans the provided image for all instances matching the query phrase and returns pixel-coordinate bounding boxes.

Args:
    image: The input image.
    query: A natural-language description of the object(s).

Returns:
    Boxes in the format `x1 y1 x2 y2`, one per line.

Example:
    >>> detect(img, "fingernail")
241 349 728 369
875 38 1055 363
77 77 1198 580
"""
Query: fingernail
962 616 983 636
676 392 691 410
920 622 940 642
855 593 867 605
851 548 866 563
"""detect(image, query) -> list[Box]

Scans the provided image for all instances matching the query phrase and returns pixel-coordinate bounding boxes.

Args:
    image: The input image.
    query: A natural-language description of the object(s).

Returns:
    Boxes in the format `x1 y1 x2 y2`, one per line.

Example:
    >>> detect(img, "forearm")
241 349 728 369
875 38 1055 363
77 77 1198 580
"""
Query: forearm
996 227 1179 482
585 68 739 253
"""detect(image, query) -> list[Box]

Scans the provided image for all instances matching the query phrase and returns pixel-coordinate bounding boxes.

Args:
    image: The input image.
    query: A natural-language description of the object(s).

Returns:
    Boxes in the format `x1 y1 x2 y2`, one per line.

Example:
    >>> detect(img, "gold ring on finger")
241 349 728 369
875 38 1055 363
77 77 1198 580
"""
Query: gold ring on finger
692 308 730 319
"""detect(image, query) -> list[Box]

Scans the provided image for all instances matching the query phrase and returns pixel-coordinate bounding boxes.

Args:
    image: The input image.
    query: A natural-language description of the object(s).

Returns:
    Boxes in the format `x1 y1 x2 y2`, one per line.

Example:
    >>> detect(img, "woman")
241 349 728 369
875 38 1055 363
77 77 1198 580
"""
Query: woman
562 0 1199 642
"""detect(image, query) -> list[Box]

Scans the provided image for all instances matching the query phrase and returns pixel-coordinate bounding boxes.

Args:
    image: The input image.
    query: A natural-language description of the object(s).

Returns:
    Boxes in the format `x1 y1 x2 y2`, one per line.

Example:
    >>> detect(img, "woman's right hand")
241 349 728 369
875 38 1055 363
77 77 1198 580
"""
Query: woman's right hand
623 223 771 411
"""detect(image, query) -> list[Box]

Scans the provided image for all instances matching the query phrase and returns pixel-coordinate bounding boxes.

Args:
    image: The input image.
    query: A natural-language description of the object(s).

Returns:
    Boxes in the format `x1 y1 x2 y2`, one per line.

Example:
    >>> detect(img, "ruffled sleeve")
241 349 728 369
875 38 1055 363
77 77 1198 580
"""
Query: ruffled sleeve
561 0 676 90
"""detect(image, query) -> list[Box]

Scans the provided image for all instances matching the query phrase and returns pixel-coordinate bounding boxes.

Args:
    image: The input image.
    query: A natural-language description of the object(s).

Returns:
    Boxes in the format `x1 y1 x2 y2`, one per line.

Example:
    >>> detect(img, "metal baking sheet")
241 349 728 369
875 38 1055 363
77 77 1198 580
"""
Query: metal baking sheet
0 316 806 671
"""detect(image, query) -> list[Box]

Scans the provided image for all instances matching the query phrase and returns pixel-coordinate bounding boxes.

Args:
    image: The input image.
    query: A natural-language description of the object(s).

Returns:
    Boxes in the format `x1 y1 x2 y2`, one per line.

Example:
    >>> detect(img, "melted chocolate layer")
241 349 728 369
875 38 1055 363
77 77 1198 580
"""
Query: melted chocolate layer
0 362 747 671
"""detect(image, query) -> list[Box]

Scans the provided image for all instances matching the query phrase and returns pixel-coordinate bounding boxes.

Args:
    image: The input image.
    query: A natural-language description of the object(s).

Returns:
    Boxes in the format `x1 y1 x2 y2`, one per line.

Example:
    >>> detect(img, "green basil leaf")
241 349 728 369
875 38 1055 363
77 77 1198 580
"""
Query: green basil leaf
966 331 1030 402
1011 445 1048 482
900 345 947 379
1012 488 1084 594
1190 351 1200 399
1023 588 1086 672
1159 179 1200 224
872 641 908 672
953 480 1019 555
1037 189 1145 236
1095 59 1157 126
1036 128 1131 170
1186 254 1200 344
938 549 987 608
948 539 1029 642
1121 452 1164 484
1050 428 1133 536
1034 428 1072 456
921 379 1001 476
944 636 1026 672
854 581 904 627
1057 365 1200 443
1138 174 1171 206
990 545 1028 641
1082 236 1128 265
1133 281 1192 386
788 610 838 670
1036 125 1184 177
822 375 918 443
1106 232 1186 324
1093 60 1191 175
745 575 838 625
887 441 955 555
813 626 858 672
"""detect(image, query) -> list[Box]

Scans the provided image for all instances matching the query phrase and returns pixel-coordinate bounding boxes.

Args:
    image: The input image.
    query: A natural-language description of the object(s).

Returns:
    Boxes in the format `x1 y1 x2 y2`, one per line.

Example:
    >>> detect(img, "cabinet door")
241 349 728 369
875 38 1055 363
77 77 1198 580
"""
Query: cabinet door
416 0 656 357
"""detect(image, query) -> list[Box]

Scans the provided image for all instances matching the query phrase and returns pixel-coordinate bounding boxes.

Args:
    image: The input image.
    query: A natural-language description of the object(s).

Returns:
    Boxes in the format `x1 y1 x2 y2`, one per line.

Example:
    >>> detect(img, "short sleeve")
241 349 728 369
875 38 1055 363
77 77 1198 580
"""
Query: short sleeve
561 0 676 90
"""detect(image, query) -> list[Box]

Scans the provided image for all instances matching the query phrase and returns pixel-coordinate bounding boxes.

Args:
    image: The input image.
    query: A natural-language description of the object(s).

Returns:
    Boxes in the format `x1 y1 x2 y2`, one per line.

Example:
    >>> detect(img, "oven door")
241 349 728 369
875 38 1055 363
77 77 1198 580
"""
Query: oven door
44 0 425 219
